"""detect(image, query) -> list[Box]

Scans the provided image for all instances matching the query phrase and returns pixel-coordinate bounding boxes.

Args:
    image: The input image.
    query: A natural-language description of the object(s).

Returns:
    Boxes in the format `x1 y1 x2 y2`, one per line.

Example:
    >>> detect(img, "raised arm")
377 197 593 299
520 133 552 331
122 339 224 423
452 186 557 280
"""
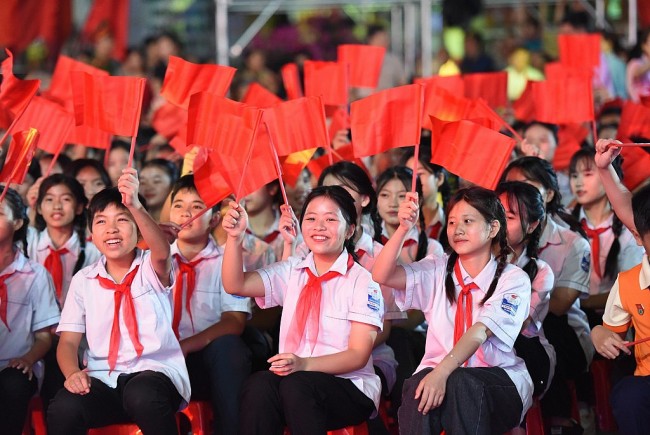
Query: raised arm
594 139 635 233
221 201 266 297
118 167 178 285
372 192 419 289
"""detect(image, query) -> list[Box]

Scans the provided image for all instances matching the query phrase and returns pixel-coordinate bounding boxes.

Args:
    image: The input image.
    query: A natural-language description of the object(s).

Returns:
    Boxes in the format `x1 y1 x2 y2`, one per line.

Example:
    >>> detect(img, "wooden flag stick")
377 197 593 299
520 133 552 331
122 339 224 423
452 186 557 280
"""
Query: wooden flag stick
235 110 264 202
264 122 289 206
615 143 650 147
179 200 215 229
625 336 650 347
411 142 420 193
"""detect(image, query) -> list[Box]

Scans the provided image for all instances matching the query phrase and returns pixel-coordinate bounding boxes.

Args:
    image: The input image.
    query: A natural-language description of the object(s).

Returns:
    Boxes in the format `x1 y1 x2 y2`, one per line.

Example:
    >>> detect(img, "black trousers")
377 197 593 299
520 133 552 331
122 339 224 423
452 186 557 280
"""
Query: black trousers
611 375 650 435
399 367 523 435
0 367 37 435
47 370 182 435
239 370 375 435
514 335 551 397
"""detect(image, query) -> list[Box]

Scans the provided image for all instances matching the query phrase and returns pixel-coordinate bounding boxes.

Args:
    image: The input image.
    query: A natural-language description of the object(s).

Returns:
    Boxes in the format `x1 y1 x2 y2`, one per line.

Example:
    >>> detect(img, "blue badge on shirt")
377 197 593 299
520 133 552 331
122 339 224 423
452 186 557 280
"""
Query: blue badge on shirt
232 295 247 299
501 294 521 316
581 250 591 273
367 291 381 312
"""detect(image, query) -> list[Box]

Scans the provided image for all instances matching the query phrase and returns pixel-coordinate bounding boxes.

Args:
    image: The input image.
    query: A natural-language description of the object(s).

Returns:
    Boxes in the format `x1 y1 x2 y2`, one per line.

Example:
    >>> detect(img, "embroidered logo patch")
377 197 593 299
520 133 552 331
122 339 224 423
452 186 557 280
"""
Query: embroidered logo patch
367 290 381 312
636 304 645 316
501 294 521 316
232 295 247 299
581 251 591 273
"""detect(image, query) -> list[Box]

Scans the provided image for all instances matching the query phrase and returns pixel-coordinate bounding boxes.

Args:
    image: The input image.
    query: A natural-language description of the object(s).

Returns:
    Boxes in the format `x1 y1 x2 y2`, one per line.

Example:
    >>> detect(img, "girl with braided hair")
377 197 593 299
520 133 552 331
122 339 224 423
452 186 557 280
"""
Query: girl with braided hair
568 148 644 326
373 186 533 435
497 181 556 399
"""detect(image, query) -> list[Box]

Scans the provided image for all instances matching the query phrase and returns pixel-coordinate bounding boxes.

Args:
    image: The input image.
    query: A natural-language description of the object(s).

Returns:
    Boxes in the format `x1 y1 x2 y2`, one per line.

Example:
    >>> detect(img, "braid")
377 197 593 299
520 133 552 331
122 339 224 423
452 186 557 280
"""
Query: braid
371 209 384 244
416 208 428 261
572 203 582 220
20 229 29 258
522 226 542 284
480 235 511 306
72 228 87 274
604 214 623 280
444 252 459 305
344 237 360 263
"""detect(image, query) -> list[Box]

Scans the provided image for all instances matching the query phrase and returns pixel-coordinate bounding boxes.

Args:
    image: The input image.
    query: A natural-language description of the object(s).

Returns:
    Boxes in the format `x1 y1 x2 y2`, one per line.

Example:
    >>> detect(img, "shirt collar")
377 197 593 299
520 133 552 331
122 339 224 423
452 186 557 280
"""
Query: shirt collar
381 223 419 243
171 237 221 263
578 208 614 229
539 217 563 248
355 230 375 256
85 249 144 282
640 255 650 290
0 249 32 275
36 229 80 252
454 255 497 292
295 249 350 276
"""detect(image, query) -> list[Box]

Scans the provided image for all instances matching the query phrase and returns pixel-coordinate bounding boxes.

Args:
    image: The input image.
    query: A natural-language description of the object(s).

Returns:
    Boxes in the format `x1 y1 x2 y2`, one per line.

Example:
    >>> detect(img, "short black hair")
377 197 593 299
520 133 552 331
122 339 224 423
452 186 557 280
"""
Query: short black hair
170 174 221 213
633 184 650 237
87 187 146 231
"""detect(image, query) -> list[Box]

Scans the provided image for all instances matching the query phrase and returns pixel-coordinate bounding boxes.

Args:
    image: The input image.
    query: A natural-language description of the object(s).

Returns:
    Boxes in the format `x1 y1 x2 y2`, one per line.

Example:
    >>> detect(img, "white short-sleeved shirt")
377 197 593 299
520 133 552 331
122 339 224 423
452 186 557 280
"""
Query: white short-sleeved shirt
515 252 556 395
397 254 534 421
221 231 277 272
578 210 645 295
27 228 101 307
425 206 445 240
171 239 251 339
0 250 60 374
538 218 594 363
255 250 384 411
247 209 283 261
381 224 444 264
57 250 191 404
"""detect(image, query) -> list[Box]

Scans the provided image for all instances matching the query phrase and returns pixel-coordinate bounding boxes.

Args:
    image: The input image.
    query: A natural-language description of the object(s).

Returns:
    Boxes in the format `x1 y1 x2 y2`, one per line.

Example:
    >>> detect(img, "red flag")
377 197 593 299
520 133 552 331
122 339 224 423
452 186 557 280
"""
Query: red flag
463 72 508 109
151 102 188 139
43 55 108 111
303 60 348 107
15 97 75 155
618 101 650 140
170 125 190 157
242 83 282 108
558 33 601 72
67 125 111 149
465 99 507 131
620 145 650 191
0 128 39 185
545 62 592 82
281 63 303 100
328 107 350 142
337 44 385 89
265 96 329 156
512 81 536 122
307 144 370 180
72 71 146 137
0 50 41 129
430 117 516 189
531 77 594 124
554 123 589 171
420 83 472 130
0 1 42 53
81 0 129 60
161 56 236 109
281 148 317 186
192 152 233 208
415 75 465 96
351 84 423 158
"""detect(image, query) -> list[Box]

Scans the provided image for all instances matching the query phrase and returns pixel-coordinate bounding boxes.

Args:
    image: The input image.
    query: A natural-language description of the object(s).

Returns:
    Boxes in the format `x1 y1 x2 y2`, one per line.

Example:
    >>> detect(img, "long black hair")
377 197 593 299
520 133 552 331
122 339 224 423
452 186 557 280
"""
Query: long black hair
569 148 625 280
318 161 382 244
444 187 512 306
35 174 89 275
376 166 429 261
0 185 29 257
496 181 546 284
400 141 450 208
299 185 358 261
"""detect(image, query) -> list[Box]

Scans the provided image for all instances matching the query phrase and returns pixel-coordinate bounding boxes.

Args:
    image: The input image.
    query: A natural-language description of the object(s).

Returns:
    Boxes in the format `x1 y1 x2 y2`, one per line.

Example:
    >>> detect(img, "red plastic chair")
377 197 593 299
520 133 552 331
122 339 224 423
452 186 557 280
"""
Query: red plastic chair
525 397 545 435
22 396 47 435
591 359 617 432
179 400 213 435
88 424 142 435
285 422 369 435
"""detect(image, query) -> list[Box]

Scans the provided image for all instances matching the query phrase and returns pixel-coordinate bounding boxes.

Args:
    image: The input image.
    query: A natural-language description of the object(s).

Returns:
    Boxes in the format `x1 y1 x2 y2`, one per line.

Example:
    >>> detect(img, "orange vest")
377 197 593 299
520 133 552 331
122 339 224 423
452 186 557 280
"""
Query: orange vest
607 264 650 376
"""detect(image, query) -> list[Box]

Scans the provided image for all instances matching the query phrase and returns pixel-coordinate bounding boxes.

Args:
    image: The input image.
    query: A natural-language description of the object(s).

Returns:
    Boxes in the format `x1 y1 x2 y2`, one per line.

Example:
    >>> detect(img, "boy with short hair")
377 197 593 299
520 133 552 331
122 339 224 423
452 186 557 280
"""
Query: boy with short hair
47 168 190 435
169 175 251 435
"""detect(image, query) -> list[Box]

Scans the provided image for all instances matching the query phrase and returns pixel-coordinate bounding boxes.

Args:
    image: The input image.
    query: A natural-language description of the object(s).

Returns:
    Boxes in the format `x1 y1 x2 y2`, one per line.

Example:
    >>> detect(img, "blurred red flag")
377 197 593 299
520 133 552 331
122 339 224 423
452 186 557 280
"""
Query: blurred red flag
43 55 108 112
420 83 472 130
151 102 188 139
558 33 601 72
0 128 39 185
620 145 650 191
307 144 369 180
351 84 423 158
337 44 385 89
281 63 303 100
170 125 190 156
242 83 282 108
545 62 592 81
513 81 536 122
618 101 650 139
465 99 506 130
192 152 233 209
415 75 465 96
265 96 329 156
15 96 75 155
161 56 236 109
463 72 508 109
72 71 146 137
81 0 129 60
304 60 348 106
531 77 594 124
328 107 350 141
67 125 111 149
0 50 41 129
281 148 317 186
430 117 516 189
554 123 589 171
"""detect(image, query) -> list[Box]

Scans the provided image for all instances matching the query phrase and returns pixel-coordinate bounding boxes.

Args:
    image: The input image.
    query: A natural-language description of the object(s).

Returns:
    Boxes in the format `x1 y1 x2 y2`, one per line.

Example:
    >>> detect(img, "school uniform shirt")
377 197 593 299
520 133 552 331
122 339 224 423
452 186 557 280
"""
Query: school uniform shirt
247 209 283 261
397 254 534 421
0 250 60 379
57 250 191 404
381 224 444 264
538 217 595 364
171 239 251 339
27 228 101 307
516 252 557 394
425 206 445 240
255 250 385 411
578 210 644 295
221 231 277 272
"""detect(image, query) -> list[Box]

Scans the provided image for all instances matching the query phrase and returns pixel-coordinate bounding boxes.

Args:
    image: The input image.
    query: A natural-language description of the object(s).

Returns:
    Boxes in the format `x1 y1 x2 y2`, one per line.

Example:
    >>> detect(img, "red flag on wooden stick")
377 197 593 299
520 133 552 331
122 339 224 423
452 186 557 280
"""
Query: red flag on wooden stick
618 101 650 140
242 83 283 108
15 96 74 155
620 145 650 191
558 33 601 72
304 60 348 107
281 148 317 186
281 63 303 100
415 75 465 96
151 101 188 139
0 50 41 130
429 117 516 189
328 107 350 141
531 77 594 124
420 83 472 130
71 71 146 137
161 56 236 109
512 81 536 122
67 125 111 149
463 72 508 109
192 152 233 209
307 144 370 180
351 84 423 158
43 55 108 111
81 0 129 60
0 128 39 186
170 125 190 157
554 123 589 171
337 44 385 89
